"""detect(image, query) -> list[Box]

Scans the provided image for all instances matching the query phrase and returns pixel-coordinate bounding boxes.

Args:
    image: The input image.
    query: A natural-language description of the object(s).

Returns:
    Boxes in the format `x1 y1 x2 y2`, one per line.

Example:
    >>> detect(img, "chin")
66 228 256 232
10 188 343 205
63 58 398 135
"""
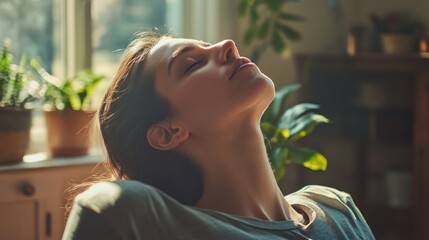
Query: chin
250 74 275 110
257 73 275 98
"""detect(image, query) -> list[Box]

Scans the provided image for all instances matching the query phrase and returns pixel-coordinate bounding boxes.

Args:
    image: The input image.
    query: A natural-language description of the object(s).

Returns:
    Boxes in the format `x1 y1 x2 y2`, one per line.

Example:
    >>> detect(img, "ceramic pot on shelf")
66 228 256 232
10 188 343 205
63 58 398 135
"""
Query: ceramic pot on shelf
0 107 32 164
381 34 416 54
44 110 95 157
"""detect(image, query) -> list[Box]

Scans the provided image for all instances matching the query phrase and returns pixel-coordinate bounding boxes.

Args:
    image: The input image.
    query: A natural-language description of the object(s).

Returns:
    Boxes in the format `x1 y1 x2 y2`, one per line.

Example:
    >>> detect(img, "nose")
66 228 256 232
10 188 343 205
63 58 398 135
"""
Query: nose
215 39 239 63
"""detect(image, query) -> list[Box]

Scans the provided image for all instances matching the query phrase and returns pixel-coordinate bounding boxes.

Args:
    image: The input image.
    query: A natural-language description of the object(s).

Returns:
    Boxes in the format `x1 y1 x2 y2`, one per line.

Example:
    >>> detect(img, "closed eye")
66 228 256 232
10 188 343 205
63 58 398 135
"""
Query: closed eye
184 61 202 74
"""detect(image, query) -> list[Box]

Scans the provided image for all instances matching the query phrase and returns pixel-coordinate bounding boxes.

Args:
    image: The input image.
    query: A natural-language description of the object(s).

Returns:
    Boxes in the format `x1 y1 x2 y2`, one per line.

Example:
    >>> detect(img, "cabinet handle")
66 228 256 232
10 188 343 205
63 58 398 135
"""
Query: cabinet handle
20 182 35 197
46 212 52 237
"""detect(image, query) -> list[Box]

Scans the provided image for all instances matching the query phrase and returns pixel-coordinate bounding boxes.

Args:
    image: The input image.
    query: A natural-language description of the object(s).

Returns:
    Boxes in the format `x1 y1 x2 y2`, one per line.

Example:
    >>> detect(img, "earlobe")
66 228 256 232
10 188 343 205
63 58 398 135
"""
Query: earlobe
146 123 189 151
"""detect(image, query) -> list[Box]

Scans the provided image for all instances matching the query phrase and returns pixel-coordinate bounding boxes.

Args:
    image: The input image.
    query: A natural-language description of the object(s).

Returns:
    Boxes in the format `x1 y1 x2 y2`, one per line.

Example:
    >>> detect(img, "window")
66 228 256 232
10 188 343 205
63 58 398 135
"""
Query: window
92 0 168 77
0 0 61 154
0 0 57 72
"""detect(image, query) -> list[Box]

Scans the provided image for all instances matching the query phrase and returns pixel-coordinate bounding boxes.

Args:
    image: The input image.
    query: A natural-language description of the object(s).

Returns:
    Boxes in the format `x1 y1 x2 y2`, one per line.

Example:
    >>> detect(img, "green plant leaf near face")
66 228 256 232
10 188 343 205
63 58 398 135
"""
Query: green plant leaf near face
286 146 327 171
271 29 287 54
278 103 320 129
288 113 329 141
263 83 300 123
238 0 249 16
244 27 256 45
277 22 301 41
257 18 271 39
271 146 288 180
268 127 290 145
265 0 286 11
261 121 277 139
279 12 306 21
272 147 287 168
249 5 259 24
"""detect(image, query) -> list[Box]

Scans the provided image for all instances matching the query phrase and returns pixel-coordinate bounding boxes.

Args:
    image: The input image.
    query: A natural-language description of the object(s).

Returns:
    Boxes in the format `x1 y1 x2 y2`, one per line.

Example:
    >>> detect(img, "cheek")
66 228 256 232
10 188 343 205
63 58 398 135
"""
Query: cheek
179 77 227 110
172 75 232 121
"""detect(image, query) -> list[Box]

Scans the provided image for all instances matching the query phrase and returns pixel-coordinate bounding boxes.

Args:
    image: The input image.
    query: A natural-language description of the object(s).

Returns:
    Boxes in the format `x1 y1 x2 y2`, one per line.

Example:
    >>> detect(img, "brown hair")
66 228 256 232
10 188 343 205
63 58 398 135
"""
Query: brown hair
92 32 202 205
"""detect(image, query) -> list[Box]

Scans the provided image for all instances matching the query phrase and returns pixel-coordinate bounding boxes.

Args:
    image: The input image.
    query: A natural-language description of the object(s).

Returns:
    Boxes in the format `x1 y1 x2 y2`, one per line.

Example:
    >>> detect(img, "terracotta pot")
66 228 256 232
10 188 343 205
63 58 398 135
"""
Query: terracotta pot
0 107 32 164
381 34 416 54
44 110 95 157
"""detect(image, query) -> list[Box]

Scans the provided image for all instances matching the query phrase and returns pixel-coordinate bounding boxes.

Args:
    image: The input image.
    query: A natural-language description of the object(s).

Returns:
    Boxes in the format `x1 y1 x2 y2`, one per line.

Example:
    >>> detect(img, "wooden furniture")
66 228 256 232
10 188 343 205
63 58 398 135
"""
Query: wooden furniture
0 154 103 240
294 53 429 240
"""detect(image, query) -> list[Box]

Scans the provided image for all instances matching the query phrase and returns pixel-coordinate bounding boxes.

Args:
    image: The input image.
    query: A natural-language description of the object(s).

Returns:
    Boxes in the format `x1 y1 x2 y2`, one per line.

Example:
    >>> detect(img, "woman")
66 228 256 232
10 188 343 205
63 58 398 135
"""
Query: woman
62 32 375 240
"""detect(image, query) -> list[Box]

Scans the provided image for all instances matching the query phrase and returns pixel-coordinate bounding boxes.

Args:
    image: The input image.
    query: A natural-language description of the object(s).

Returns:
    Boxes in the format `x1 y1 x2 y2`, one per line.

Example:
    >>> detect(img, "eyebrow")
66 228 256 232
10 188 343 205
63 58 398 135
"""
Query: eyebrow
167 42 211 75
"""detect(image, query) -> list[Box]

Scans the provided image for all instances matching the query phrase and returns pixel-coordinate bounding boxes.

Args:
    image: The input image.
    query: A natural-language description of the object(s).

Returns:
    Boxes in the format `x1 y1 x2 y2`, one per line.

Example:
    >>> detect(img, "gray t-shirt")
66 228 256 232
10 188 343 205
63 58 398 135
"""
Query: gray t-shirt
62 180 375 240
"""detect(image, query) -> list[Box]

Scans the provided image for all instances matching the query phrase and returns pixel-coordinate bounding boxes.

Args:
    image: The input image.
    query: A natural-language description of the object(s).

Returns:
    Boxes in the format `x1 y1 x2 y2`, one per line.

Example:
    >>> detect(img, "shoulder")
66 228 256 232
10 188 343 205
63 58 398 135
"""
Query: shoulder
287 185 360 220
287 185 375 239
64 181 180 239
293 185 353 204
75 180 169 214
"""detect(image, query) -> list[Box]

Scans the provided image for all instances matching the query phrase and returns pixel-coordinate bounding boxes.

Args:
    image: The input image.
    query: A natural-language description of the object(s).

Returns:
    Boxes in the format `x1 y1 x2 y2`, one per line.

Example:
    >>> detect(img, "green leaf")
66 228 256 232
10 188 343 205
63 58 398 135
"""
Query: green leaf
271 147 289 181
286 146 327 171
265 0 284 11
269 127 290 144
274 167 286 182
278 103 320 129
278 22 301 41
271 30 286 54
272 147 288 169
261 121 277 139
257 18 271 39
279 128 289 139
279 12 306 21
288 113 329 140
249 6 259 24
263 83 300 123
238 0 249 16
243 27 256 45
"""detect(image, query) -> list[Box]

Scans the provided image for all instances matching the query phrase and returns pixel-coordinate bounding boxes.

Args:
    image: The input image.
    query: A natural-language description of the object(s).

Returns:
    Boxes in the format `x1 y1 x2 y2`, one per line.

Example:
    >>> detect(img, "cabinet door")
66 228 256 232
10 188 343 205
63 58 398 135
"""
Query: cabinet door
0 200 37 240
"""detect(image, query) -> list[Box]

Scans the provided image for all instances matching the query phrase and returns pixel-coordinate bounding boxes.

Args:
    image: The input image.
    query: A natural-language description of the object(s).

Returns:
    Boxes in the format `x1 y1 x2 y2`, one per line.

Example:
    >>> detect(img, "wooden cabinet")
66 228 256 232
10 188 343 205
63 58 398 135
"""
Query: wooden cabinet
0 155 103 240
295 53 429 239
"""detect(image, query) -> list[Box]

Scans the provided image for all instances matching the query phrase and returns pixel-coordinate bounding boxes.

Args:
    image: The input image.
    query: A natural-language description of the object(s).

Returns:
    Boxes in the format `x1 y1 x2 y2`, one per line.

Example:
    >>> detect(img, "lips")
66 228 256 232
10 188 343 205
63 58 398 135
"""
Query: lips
229 57 253 80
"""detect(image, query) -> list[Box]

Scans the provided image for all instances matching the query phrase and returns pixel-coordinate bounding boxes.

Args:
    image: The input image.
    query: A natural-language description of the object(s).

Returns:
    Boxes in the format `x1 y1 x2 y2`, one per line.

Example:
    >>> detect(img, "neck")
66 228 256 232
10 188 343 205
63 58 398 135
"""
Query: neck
183 121 302 222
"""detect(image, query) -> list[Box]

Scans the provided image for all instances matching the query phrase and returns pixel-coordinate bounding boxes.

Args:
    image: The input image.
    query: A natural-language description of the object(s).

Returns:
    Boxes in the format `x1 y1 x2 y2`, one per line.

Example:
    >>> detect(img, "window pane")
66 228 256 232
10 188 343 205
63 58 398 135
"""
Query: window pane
92 0 167 77
0 0 59 154
0 0 55 72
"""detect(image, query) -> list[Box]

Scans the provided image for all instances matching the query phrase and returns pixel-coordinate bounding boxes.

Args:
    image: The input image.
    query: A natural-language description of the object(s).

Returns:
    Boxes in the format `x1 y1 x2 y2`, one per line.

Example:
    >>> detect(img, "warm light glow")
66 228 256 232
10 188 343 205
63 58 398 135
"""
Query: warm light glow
420 38 428 52
23 152 48 163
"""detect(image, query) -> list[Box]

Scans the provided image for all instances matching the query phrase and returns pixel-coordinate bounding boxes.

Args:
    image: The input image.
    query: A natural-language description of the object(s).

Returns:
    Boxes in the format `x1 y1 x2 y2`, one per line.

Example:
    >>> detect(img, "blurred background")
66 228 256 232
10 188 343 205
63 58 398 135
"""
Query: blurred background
0 0 428 239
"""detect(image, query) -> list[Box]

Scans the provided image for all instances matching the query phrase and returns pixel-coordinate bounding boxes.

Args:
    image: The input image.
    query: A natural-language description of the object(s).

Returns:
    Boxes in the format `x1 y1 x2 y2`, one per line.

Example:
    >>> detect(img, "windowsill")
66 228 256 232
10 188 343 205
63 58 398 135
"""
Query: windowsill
0 150 103 172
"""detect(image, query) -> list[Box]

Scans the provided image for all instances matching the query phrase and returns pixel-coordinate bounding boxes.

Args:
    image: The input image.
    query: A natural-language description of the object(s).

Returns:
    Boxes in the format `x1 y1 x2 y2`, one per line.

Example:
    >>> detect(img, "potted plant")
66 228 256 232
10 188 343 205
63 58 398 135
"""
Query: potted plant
31 62 105 157
239 0 330 181
0 41 43 164
371 11 424 54
261 83 328 181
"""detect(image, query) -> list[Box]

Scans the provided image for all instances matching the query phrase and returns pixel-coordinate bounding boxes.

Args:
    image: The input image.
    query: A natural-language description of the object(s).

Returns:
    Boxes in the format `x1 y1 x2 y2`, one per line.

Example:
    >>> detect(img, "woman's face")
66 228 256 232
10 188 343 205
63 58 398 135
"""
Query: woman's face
146 38 275 132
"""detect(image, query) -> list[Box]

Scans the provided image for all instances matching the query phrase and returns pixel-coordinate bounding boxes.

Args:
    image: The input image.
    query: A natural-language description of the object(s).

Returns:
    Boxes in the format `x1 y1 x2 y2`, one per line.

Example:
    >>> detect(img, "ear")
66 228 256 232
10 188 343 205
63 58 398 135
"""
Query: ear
146 122 189 151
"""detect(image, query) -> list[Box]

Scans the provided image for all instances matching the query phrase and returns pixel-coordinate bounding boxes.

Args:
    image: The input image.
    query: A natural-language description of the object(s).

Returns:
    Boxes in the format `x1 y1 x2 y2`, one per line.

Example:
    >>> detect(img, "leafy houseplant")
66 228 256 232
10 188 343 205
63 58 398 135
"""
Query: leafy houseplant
32 62 106 157
238 0 305 63
262 83 328 181
239 0 330 181
0 41 43 163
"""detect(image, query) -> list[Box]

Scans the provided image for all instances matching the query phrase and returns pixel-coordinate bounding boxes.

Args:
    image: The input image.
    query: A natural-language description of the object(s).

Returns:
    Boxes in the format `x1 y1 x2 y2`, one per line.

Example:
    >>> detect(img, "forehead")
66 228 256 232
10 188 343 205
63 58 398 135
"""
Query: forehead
146 38 207 70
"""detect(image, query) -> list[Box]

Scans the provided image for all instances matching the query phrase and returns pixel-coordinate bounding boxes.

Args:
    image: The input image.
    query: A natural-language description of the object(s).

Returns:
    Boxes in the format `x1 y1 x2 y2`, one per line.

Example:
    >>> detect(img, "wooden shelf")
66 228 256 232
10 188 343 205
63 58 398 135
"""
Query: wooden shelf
0 152 103 172
295 53 429 239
